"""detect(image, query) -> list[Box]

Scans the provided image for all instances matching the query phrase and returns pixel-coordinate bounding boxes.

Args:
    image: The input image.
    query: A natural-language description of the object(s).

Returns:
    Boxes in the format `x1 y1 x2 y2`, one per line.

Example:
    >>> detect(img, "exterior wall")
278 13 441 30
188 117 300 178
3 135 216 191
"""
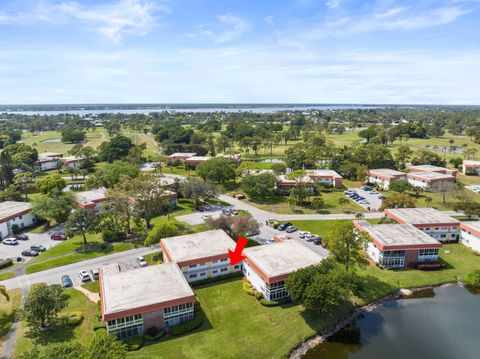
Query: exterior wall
404 250 419 268
181 259 242 282
415 225 459 242
364 241 438 269
243 261 267 297
463 164 480 175
63 160 83 169
38 160 60 171
369 176 389 189
0 212 36 239
460 229 480 252
143 310 164 331
407 176 454 190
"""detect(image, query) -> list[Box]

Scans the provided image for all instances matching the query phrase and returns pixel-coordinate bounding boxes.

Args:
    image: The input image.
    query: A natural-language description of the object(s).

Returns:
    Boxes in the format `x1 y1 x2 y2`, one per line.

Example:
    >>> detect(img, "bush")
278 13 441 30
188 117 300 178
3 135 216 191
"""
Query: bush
64 311 84 326
93 319 106 331
124 336 144 351
11 224 21 234
254 291 263 300
102 229 126 242
95 328 107 337
465 270 480 288
0 258 13 270
144 222 180 247
273 223 279 229
169 316 204 336
243 281 254 296
144 327 166 341
259 297 291 307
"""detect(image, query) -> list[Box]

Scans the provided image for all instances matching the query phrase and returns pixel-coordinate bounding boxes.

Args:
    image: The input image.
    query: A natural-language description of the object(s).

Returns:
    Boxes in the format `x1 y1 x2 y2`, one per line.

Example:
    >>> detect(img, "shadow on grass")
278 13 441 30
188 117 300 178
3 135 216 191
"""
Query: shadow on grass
0 310 18 339
75 242 115 255
24 320 76 346
357 275 399 303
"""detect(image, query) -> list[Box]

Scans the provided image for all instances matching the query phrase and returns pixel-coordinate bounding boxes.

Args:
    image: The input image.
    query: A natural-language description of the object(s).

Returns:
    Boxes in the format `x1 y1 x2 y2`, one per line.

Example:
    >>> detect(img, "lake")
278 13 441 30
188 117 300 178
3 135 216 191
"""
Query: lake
303 285 480 359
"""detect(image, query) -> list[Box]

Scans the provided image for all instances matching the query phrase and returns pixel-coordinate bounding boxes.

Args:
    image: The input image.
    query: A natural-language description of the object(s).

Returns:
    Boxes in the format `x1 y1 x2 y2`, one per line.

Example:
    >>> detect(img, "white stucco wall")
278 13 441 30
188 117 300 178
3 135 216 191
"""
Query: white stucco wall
460 229 480 252
243 261 267 297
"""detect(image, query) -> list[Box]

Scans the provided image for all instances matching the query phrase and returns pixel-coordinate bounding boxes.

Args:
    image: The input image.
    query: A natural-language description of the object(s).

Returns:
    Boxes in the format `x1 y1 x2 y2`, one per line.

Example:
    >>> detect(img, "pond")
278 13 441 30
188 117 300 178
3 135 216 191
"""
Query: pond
303 285 480 359
41 138 62 143
260 158 285 163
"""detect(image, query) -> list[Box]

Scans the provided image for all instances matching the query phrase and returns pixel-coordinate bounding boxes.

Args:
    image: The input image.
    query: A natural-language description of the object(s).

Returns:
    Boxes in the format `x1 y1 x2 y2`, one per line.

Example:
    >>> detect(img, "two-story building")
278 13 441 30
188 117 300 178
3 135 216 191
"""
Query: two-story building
368 168 407 190
277 169 343 191
75 188 108 212
384 207 459 242
242 241 325 301
99 263 196 339
166 152 197 165
460 221 480 252
462 160 480 176
160 230 240 282
406 171 455 190
184 156 212 167
36 152 63 171
0 201 36 239
354 220 442 269
407 164 457 177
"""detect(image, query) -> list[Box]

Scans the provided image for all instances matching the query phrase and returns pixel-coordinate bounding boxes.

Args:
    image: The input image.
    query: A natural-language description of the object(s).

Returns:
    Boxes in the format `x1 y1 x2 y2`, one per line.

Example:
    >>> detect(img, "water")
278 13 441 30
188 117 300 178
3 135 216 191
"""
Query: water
304 285 480 359
41 138 61 143
260 158 285 163
1 104 383 116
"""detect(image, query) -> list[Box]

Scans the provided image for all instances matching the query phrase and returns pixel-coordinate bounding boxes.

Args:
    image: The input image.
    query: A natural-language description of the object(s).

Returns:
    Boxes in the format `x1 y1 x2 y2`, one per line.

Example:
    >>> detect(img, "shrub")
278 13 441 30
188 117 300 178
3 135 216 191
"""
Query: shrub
64 311 84 326
190 271 242 287
144 327 166 341
95 328 107 337
243 281 254 296
0 258 13 270
144 222 180 247
465 270 480 288
124 336 144 351
93 319 106 331
169 316 204 336
254 291 263 300
102 228 126 242
11 224 21 234
273 222 279 229
259 297 291 307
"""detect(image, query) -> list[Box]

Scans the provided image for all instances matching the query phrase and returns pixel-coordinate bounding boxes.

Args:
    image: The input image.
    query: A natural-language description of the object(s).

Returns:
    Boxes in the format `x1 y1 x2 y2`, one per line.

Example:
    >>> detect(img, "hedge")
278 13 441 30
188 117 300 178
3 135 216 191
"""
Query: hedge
0 258 13 270
190 271 243 287
259 298 291 307
254 291 263 300
144 328 166 341
93 319 106 331
243 281 254 296
124 336 144 351
169 315 204 336
64 311 84 326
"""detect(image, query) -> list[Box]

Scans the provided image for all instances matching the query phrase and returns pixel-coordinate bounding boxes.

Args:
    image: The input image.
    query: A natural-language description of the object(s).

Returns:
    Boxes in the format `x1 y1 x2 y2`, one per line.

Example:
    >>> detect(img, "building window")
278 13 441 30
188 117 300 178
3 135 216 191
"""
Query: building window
220 267 228 272
189 274 197 279
189 264 197 269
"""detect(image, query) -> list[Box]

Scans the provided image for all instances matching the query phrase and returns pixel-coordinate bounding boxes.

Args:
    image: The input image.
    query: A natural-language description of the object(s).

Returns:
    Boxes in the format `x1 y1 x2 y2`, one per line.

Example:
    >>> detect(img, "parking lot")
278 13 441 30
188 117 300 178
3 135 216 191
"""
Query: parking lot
345 187 384 211
0 228 66 263
176 204 235 225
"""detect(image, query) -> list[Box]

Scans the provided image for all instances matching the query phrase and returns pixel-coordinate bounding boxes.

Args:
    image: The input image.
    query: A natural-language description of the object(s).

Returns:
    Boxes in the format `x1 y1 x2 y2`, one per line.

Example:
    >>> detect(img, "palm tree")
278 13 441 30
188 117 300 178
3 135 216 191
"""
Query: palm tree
0 285 9 301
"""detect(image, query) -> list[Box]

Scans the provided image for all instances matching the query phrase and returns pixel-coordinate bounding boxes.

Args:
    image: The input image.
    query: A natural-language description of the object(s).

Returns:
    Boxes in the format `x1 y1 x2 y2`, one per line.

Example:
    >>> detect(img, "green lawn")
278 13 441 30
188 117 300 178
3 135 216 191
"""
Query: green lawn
0 272 15 281
0 289 21 353
81 281 100 294
144 252 163 265
289 218 380 237
14 288 97 357
129 279 354 359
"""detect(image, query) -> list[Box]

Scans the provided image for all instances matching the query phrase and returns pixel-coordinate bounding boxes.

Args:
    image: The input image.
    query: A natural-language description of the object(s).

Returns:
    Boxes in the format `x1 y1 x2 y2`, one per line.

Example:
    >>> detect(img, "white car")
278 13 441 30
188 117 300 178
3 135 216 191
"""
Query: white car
299 231 310 239
78 270 91 282
201 214 211 220
2 238 19 245
137 256 147 267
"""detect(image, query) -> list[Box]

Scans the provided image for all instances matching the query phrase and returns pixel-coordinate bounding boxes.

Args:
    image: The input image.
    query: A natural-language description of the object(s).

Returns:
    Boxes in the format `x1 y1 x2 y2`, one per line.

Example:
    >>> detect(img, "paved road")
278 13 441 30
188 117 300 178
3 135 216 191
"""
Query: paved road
2 245 161 290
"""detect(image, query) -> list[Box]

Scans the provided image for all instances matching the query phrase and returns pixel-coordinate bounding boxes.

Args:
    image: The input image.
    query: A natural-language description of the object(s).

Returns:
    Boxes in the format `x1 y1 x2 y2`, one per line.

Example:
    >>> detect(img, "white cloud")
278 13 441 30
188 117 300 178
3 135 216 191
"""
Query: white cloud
326 0 342 9
0 0 165 42
189 14 249 43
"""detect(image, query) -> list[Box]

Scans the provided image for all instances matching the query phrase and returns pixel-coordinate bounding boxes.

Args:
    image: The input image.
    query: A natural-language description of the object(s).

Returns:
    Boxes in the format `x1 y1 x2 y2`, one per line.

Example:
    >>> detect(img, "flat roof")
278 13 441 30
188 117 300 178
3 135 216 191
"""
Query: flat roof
356 221 440 248
101 263 194 316
408 165 448 172
308 169 343 179
463 160 480 166
160 230 236 263
461 221 480 236
167 152 197 157
76 188 107 204
244 240 325 279
369 168 406 178
385 208 459 225
185 156 212 162
407 172 454 180
38 152 62 160
0 201 32 223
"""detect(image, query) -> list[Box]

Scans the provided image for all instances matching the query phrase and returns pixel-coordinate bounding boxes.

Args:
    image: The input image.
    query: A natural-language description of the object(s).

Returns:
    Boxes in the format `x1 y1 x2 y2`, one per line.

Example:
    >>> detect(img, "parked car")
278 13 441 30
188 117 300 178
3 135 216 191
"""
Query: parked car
61 275 73 288
201 214 211 220
278 222 293 231
265 239 275 244
362 186 373 191
51 232 67 241
21 250 38 257
78 270 91 282
15 234 29 241
378 195 386 200
285 226 298 233
31 244 46 252
299 231 310 239
90 268 99 280
246 230 260 237
266 219 279 227
137 256 147 267
2 238 19 245
310 236 322 245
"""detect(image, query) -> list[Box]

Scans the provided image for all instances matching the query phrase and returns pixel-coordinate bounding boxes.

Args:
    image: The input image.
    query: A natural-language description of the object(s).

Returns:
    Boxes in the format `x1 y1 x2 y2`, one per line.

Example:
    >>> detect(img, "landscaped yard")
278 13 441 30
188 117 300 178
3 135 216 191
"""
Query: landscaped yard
14 288 97 357
289 218 380 237
144 251 163 265
0 289 21 353
81 281 100 294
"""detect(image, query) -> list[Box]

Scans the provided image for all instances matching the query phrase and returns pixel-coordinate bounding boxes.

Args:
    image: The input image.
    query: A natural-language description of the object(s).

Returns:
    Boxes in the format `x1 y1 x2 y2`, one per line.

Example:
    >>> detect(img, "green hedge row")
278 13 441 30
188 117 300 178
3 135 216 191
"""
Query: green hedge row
259 298 291 307
169 315 204 336
0 258 13 270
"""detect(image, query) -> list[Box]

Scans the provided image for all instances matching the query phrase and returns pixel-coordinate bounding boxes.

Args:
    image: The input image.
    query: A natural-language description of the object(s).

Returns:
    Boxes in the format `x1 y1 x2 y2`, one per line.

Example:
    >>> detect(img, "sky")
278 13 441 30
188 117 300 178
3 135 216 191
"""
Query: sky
0 0 479 105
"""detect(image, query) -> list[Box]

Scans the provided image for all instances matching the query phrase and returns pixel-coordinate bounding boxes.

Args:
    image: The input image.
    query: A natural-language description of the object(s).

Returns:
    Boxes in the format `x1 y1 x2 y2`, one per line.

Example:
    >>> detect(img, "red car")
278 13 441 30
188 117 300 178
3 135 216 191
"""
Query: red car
50 232 67 241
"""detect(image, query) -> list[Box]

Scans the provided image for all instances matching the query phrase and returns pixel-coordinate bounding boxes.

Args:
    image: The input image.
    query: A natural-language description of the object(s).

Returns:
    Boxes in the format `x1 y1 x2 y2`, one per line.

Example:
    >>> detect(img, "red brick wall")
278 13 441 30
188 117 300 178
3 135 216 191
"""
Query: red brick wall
404 249 419 268
143 310 165 331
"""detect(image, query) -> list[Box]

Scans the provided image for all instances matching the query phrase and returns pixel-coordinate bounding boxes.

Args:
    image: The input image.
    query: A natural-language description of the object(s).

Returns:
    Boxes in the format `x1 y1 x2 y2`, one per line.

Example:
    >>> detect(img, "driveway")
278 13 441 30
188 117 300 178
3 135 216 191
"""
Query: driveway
345 188 384 211
176 204 226 225
0 228 65 263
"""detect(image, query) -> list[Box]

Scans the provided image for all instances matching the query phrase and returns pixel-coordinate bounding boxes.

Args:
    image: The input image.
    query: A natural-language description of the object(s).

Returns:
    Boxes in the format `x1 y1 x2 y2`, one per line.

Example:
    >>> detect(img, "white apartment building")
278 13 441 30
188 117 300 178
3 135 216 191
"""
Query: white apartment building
368 168 407 190
460 222 480 252
406 171 455 190
0 201 36 239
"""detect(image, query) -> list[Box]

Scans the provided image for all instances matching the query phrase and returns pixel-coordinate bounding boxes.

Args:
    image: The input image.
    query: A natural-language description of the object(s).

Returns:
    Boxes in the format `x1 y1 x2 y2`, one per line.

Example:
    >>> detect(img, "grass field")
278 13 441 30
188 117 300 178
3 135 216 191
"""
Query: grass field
81 281 100 294
0 289 21 353
14 288 97 357
144 252 163 265
0 272 16 281
289 218 380 237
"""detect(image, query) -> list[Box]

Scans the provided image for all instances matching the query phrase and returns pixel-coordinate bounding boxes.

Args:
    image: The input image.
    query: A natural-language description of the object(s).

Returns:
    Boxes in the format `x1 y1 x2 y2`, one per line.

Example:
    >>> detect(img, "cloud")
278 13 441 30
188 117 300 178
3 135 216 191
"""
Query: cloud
326 0 342 9
0 0 165 42
189 14 249 43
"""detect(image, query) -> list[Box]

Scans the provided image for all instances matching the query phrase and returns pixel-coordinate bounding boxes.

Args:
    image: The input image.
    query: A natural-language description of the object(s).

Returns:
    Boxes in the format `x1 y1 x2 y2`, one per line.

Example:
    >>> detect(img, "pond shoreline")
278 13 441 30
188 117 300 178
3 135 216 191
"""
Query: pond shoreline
287 282 460 359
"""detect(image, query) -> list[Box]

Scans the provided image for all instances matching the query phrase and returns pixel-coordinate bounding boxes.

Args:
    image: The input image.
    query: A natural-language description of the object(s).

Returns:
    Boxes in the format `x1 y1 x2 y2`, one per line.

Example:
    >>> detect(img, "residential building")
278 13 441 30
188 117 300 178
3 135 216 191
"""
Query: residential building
184 156 212 167
407 164 457 177
75 188 108 212
243 241 325 301
354 220 442 268
0 201 36 239
460 222 480 252
462 160 480 175
36 152 63 171
100 263 196 339
160 229 240 282
368 168 407 190
166 152 197 164
406 171 455 190
277 169 343 190
61 155 85 168
384 207 459 242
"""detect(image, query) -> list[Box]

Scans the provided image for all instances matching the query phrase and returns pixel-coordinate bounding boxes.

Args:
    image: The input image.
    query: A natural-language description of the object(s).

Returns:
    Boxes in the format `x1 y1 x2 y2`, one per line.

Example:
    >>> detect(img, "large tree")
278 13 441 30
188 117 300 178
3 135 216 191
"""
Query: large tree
65 208 98 244
130 175 168 229
36 174 66 195
206 215 259 239
86 161 139 188
197 157 236 184
241 173 277 201
98 135 134 162
32 191 75 225
21 283 68 330
13 171 35 200
180 177 219 208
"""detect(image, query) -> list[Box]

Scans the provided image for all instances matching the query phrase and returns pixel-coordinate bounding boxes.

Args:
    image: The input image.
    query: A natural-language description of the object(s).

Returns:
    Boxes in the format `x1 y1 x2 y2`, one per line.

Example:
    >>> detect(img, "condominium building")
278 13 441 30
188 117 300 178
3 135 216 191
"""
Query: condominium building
166 152 197 164
407 164 457 177
243 241 325 301
160 229 241 282
368 168 407 190
384 207 459 242
99 263 196 339
0 201 36 239
406 171 455 190
75 188 108 212
277 169 343 190
460 222 480 252
354 220 442 269
462 160 480 176
36 152 63 171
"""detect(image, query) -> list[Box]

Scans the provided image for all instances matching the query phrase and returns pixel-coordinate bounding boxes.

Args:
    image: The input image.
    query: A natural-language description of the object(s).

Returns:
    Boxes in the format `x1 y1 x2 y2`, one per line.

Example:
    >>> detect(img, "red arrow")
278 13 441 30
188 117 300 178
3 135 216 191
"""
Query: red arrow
228 236 248 265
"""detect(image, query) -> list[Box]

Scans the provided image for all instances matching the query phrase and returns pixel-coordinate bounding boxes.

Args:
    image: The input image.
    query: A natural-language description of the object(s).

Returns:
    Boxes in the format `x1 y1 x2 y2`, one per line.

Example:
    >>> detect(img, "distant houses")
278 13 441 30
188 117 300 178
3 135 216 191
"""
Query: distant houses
75 188 108 212
277 169 343 191
462 160 480 175
368 169 407 190
36 152 85 171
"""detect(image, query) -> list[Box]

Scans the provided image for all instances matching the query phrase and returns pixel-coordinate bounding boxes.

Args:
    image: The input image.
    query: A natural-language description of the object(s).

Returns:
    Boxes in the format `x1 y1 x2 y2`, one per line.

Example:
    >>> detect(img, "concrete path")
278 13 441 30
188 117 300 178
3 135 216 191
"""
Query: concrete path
75 286 100 303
